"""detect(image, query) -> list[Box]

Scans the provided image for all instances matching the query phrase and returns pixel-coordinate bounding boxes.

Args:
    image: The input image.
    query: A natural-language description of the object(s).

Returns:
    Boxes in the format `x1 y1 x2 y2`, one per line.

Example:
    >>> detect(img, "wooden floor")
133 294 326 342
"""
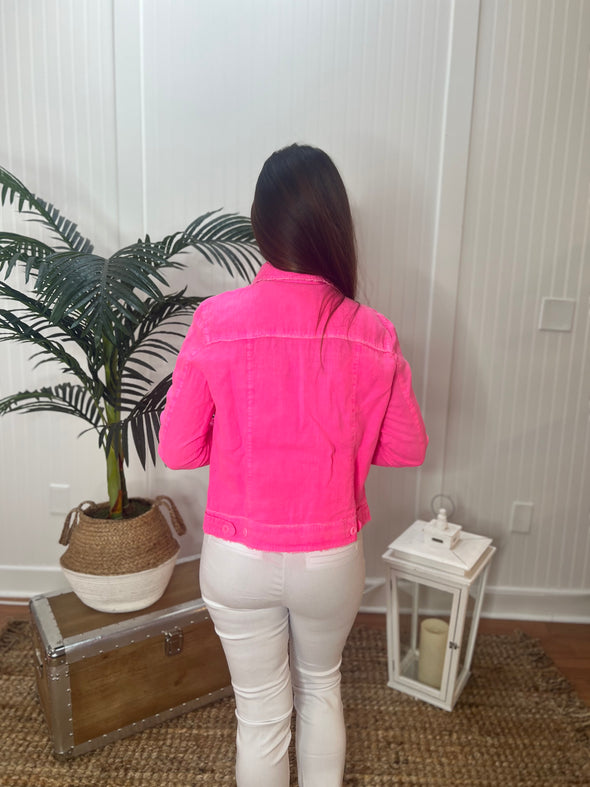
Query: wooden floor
2 603 588 705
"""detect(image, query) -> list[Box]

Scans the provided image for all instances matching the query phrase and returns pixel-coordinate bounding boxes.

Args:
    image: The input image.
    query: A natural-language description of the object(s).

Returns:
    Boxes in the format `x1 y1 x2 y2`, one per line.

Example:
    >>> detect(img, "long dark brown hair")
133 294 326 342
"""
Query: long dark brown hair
251 144 358 303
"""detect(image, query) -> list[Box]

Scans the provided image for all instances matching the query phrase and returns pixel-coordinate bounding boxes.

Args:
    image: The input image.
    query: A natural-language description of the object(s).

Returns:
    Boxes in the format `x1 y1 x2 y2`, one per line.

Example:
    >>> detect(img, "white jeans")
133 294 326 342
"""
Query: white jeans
199 533 365 787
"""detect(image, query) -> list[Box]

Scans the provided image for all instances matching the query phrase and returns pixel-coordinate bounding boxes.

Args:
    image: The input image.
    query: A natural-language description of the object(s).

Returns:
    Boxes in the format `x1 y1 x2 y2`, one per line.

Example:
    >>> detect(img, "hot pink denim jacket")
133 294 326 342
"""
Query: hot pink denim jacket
158 263 428 552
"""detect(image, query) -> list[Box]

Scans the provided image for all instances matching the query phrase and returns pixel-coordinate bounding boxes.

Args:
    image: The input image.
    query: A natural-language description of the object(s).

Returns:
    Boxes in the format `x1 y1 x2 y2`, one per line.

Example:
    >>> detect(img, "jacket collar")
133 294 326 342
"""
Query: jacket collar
253 261 329 285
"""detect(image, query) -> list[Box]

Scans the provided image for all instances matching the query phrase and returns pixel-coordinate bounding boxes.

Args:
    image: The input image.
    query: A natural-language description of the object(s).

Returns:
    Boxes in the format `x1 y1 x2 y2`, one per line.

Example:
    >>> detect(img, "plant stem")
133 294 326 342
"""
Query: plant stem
106 439 123 518
103 338 128 518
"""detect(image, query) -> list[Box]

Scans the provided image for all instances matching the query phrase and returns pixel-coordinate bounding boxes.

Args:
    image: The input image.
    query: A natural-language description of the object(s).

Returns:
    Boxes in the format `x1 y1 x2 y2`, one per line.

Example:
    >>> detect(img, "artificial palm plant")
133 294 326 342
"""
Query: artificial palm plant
0 166 260 520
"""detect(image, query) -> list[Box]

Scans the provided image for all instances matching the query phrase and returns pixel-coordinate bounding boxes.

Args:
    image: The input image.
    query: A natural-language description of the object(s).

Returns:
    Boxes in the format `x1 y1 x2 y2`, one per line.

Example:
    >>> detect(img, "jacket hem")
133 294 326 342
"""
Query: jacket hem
202 503 371 552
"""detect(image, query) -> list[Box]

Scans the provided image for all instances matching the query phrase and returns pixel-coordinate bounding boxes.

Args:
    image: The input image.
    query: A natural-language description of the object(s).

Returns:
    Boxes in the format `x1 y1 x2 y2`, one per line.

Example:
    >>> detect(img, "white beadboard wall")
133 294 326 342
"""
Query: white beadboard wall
0 0 129 597
136 0 455 580
0 0 588 620
440 0 590 618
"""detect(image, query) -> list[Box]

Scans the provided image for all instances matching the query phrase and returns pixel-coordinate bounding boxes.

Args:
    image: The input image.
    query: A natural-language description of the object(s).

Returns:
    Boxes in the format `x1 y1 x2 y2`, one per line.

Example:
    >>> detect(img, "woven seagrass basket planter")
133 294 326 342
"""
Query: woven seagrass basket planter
59 496 186 613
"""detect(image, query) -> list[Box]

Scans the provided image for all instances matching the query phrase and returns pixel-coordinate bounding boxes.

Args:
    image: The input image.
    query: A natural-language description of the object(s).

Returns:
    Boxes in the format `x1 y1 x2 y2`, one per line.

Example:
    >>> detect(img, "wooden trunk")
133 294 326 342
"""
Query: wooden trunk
29 559 232 759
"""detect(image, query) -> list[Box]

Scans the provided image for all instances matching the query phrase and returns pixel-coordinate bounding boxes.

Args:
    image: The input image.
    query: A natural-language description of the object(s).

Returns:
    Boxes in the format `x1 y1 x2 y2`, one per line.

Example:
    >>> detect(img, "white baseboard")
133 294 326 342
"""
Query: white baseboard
481 585 590 623
0 565 70 601
1 567 589 623
359 580 590 623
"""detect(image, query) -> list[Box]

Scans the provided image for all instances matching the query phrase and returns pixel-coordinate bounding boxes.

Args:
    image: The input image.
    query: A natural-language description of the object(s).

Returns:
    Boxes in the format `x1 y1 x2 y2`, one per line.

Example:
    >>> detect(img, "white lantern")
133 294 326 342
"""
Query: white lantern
382 509 495 711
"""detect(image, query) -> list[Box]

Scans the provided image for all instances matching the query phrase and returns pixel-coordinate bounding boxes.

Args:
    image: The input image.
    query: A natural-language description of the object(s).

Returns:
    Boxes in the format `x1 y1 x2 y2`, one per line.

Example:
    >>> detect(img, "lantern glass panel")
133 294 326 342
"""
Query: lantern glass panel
457 568 486 682
395 576 455 690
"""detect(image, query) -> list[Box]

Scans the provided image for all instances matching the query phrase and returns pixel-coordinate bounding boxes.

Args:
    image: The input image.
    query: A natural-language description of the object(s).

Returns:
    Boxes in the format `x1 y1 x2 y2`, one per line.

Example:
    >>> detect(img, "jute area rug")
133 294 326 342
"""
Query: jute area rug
0 621 588 786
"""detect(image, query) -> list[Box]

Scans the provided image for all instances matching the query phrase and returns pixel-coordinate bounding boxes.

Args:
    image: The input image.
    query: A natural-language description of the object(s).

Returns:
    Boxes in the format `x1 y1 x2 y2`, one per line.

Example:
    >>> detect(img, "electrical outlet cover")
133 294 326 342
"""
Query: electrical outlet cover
538 298 576 332
49 483 71 515
510 501 534 534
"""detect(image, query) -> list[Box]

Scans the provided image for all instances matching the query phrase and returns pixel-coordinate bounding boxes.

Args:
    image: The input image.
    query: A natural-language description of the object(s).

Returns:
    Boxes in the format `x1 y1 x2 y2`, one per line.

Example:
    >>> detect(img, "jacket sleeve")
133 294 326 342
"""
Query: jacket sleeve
158 311 214 470
372 337 428 468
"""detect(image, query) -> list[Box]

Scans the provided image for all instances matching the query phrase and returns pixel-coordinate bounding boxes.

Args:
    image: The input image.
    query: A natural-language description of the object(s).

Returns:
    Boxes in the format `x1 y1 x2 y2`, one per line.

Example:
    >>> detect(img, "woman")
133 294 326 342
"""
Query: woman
158 143 428 786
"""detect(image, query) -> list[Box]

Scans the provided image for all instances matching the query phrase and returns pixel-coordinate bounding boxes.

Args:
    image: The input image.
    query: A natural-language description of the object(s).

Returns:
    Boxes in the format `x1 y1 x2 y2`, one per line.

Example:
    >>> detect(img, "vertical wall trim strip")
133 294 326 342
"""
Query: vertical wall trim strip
112 0 146 245
416 0 481 516
112 0 152 494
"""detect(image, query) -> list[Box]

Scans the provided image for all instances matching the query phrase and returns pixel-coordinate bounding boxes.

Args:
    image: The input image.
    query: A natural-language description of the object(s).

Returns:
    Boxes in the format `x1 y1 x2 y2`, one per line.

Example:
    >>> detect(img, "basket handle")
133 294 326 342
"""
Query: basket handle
59 500 95 546
155 495 187 537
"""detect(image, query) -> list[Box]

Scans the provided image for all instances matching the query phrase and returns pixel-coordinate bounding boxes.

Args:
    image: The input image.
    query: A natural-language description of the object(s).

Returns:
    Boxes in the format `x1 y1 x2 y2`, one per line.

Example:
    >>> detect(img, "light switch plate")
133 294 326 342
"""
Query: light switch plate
49 483 71 515
538 297 576 332
510 501 534 534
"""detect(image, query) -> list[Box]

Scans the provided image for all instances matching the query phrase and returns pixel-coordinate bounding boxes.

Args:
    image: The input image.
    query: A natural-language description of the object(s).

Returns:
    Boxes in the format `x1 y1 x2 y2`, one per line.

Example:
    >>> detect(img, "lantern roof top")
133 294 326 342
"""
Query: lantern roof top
385 520 493 578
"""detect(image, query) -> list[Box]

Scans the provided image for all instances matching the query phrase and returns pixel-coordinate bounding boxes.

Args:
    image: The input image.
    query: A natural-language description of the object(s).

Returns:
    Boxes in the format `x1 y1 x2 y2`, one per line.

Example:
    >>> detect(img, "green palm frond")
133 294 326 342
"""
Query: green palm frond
28 198 93 253
193 239 256 280
0 383 103 429
0 168 40 212
154 211 260 280
0 278 98 350
101 375 172 469
118 291 202 373
34 249 169 345
0 166 93 254
110 239 174 273
0 232 54 278
0 284 100 389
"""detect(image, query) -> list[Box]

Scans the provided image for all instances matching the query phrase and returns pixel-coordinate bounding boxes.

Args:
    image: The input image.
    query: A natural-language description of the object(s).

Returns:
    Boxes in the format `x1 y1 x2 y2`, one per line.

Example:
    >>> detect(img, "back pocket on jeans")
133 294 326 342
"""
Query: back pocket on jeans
305 540 359 569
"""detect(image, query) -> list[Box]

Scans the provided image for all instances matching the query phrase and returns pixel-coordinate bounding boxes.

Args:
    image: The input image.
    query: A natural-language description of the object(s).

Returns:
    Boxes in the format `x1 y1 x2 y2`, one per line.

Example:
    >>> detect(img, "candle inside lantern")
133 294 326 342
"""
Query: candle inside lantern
418 618 449 689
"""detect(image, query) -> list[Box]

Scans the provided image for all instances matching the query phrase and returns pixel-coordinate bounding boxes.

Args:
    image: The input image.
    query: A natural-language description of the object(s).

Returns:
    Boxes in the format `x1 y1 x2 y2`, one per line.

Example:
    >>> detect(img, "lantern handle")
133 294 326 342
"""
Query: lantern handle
430 494 456 520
